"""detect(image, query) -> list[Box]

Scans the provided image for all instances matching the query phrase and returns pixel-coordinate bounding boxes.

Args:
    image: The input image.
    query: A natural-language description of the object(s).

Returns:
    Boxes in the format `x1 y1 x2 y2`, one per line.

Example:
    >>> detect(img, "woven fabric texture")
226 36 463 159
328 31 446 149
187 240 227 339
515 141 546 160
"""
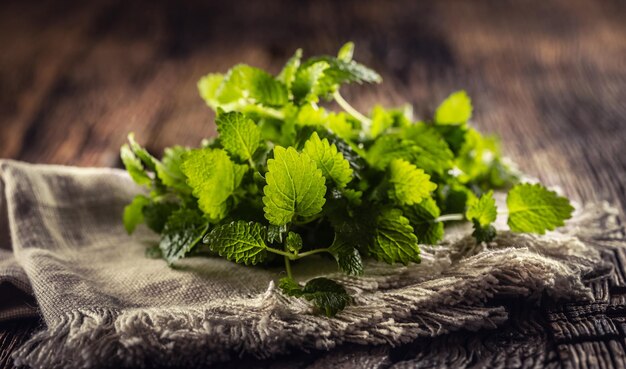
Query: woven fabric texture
0 160 613 369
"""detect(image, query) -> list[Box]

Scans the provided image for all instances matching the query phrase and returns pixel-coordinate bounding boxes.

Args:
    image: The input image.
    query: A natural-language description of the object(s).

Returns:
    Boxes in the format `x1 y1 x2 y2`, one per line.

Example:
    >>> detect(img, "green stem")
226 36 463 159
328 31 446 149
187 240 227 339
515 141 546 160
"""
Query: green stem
266 247 332 260
284 256 293 279
435 213 465 222
333 91 372 129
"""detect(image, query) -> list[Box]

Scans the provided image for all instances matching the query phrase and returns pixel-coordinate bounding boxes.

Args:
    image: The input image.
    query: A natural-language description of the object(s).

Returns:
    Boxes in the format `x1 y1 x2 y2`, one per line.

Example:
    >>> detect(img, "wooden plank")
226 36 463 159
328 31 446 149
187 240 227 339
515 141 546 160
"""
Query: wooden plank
0 0 625 368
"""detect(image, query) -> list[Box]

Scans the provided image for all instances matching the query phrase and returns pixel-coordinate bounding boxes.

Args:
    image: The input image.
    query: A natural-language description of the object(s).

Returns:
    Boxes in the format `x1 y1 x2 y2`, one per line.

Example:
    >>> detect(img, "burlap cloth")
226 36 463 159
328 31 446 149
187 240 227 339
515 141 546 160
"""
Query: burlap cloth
0 160 615 369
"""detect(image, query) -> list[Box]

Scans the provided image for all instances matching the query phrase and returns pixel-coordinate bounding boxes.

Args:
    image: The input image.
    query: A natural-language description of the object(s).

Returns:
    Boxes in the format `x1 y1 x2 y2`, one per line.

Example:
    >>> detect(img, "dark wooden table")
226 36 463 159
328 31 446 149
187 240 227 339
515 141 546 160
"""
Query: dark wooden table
1 0 625 368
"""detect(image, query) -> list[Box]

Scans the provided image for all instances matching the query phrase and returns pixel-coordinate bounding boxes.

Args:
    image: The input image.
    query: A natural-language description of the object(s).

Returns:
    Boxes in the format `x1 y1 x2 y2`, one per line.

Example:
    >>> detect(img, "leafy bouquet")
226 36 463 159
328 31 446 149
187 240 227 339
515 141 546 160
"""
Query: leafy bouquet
121 43 573 316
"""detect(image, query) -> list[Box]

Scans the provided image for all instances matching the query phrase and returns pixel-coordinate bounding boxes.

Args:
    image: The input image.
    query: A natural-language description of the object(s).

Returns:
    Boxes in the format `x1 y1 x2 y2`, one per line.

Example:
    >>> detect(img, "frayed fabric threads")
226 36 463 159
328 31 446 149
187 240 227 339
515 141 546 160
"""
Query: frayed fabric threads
0 161 615 369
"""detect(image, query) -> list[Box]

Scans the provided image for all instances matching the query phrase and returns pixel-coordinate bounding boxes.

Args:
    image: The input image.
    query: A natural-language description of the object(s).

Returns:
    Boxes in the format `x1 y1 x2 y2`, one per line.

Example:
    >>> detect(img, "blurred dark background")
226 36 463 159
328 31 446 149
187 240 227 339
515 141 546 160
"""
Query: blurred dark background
1 0 625 211
0 1 625 367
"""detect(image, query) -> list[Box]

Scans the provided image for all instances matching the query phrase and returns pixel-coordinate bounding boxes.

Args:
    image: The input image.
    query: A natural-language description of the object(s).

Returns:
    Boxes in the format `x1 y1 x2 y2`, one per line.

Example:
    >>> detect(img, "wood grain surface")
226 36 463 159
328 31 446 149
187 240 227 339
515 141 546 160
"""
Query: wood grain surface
1 0 625 368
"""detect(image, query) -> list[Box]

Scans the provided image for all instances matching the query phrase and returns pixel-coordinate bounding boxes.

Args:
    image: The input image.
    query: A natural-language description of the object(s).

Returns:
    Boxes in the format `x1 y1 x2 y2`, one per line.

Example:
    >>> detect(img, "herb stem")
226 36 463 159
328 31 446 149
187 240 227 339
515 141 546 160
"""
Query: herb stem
333 91 372 129
284 256 293 279
296 248 331 258
266 247 332 260
435 213 465 222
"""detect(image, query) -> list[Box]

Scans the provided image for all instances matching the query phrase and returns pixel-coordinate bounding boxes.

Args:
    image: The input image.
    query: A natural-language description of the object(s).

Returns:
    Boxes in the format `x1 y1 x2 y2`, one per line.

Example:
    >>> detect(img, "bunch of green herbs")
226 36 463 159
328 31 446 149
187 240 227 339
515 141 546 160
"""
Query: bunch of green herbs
121 43 574 316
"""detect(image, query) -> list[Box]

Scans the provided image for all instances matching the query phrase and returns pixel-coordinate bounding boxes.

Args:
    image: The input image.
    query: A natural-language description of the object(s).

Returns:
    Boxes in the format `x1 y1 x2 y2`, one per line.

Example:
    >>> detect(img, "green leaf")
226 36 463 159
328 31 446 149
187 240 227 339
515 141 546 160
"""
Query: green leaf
337 42 354 62
369 105 394 139
277 49 302 89
216 111 261 161
366 136 418 170
160 208 208 264
266 224 287 244
370 208 420 265
123 195 150 234
155 145 191 193
143 202 179 233
302 277 351 317
279 277 351 317
181 148 247 221
278 277 303 296
291 61 329 104
435 90 472 125
401 123 455 174
198 73 224 109
507 183 574 234
263 146 326 225
204 221 268 265
120 144 151 187
388 159 437 206
286 231 303 253
403 198 444 245
328 234 364 275
472 219 497 243
127 133 157 171
221 64 289 107
466 190 497 227
302 132 353 188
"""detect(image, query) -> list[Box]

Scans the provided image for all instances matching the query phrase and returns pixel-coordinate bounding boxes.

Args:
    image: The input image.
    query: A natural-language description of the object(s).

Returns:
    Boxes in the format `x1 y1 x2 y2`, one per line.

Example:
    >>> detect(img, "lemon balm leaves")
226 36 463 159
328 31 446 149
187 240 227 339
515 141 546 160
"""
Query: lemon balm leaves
160 208 209 265
466 190 498 243
370 208 420 265
403 198 444 245
263 146 326 225
507 183 574 234
279 277 351 317
205 221 268 265
434 90 473 125
466 190 497 227
120 144 151 187
216 111 261 162
181 148 247 222
123 195 151 234
388 159 437 206
121 42 575 317
302 132 353 188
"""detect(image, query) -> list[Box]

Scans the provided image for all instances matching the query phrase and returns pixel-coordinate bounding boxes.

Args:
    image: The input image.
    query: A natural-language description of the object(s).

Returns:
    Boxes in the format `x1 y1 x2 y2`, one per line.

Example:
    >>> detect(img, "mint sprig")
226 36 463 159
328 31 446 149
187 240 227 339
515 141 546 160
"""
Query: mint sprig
121 43 573 316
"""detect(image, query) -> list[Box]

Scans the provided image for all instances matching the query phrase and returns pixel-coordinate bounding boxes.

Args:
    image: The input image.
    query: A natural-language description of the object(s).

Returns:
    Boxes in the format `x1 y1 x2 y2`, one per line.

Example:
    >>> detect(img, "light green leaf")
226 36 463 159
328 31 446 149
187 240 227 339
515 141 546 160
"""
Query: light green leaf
123 195 150 234
181 148 247 221
217 64 289 107
156 145 191 193
388 159 437 206
370 208 420 265
466 190 497 227
204 221 268 265
337 42 355 62
286 231 303 253
401 123 455 174
369 105 394 139
263 146 326 225
291 61 329 104
366 136 418 170
302 132 353 188
216 111 261 161
435 90 473 125
507 183 574 234
197 73 224 109
403 197 444 245
160 208 208 265
127 133 157 171
277 49 302 89
120 144 151 187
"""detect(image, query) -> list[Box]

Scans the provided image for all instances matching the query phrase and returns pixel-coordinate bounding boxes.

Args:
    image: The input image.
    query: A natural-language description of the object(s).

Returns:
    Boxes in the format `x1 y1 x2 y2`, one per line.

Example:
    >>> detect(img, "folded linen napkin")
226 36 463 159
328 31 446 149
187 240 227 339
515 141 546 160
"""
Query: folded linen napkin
0 160 615 369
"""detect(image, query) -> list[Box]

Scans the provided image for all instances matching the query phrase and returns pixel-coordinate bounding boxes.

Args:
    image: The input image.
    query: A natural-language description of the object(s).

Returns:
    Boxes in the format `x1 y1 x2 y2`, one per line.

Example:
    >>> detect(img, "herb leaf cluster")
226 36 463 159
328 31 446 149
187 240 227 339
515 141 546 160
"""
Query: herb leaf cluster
121 43 574 316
